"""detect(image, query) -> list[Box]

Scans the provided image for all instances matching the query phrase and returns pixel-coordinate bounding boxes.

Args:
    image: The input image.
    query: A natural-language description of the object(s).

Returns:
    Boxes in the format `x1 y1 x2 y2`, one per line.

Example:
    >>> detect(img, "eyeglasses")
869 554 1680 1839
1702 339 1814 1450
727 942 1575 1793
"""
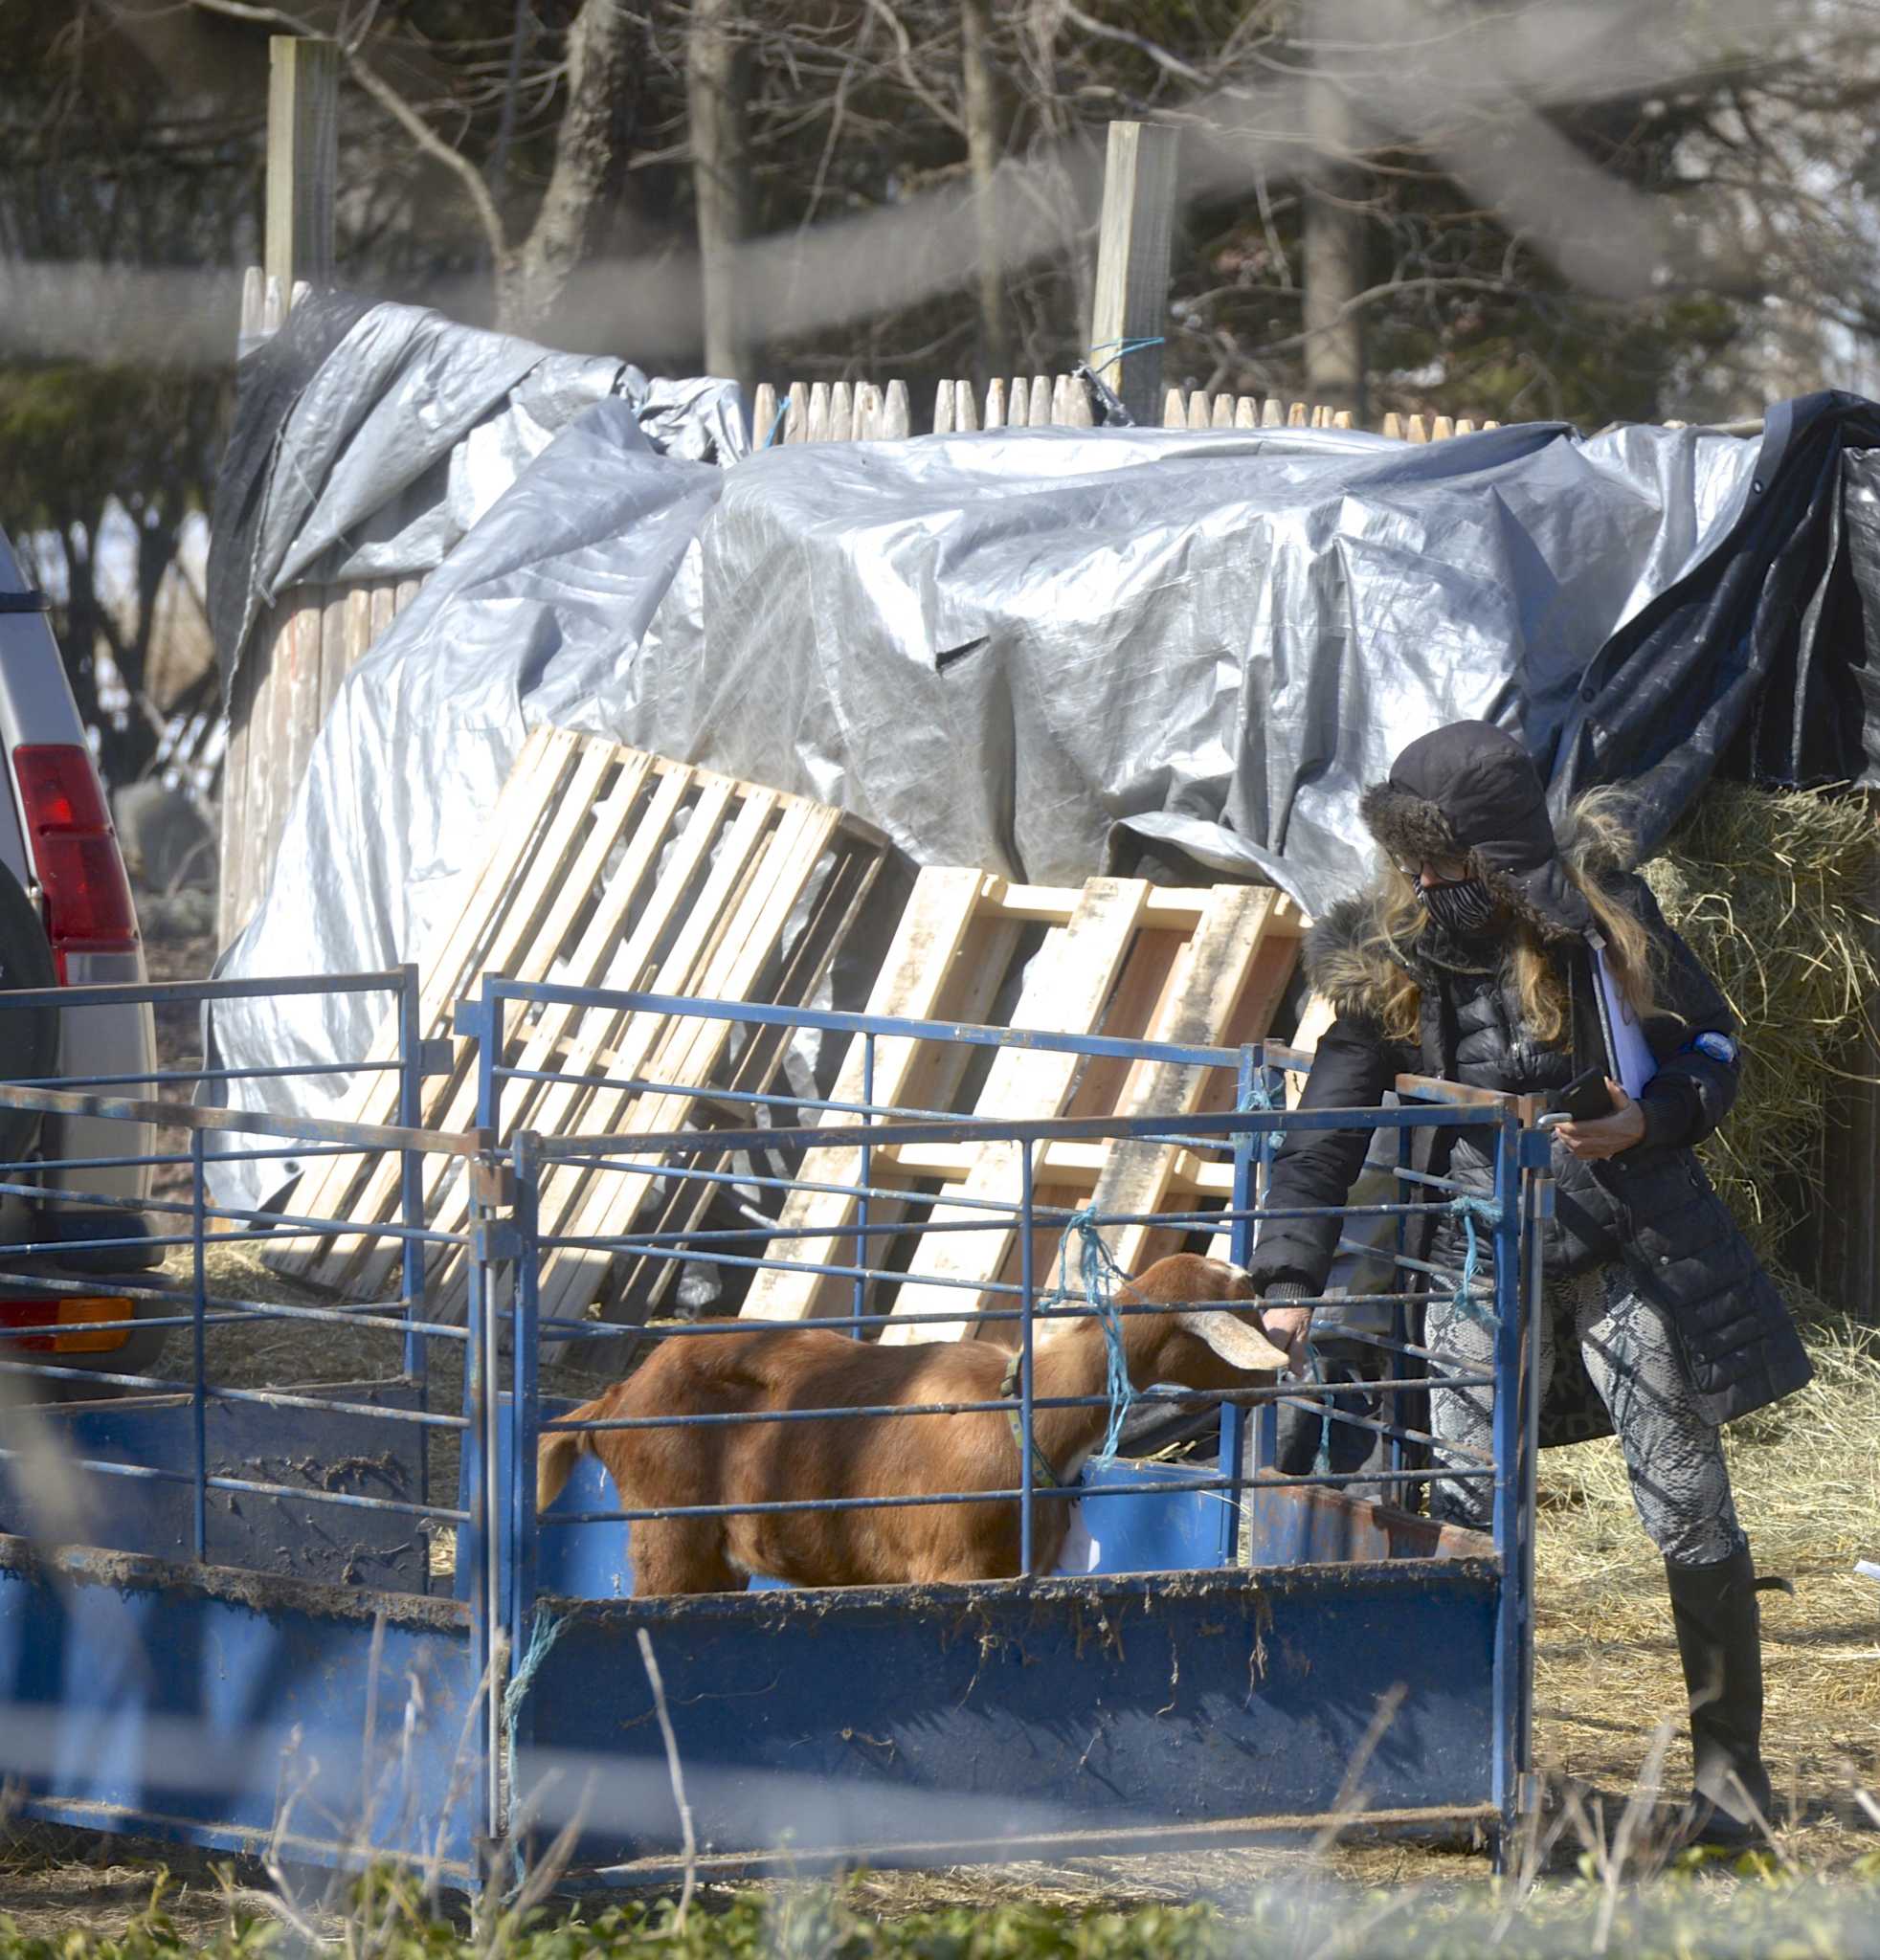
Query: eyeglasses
1396 858 1473 883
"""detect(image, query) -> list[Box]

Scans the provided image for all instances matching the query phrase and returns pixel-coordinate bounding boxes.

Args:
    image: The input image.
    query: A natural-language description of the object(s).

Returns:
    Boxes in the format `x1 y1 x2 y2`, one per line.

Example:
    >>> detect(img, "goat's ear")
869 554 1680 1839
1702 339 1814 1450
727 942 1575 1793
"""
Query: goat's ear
1176 1309 1288 1372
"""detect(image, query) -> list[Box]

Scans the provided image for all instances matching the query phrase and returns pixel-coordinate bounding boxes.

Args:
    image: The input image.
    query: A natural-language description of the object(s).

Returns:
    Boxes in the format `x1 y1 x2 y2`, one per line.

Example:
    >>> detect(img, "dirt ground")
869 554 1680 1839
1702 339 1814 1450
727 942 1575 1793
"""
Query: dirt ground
3 922 1875 1935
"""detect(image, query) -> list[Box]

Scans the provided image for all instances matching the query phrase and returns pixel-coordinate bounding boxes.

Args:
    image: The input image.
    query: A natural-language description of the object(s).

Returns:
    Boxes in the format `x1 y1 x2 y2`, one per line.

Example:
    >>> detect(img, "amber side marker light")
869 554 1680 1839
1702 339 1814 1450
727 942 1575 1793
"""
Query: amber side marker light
0 1296 133 1353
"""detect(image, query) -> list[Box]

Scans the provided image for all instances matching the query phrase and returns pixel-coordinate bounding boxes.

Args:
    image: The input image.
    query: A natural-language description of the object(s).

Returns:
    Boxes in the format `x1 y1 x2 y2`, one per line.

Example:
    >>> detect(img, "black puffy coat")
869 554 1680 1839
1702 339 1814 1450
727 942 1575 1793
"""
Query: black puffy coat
1245 737 1812 1441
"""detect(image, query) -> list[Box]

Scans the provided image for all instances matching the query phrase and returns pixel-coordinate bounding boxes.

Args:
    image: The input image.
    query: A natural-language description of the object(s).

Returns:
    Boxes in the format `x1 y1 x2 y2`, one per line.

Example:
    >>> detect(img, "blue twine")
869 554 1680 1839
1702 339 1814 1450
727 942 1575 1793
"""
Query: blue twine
1087 334 1167 376
502 1609 569 1882
762 400 790 449
1447 1194 1504 1326
1042 1208 1138 1468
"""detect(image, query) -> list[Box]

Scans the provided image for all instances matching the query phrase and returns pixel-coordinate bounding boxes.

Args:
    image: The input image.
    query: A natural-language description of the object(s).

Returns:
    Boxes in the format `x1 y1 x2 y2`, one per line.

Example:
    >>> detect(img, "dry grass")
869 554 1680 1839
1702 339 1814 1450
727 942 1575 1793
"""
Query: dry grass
1645 785 1880 1261
1531 1320 1880 1861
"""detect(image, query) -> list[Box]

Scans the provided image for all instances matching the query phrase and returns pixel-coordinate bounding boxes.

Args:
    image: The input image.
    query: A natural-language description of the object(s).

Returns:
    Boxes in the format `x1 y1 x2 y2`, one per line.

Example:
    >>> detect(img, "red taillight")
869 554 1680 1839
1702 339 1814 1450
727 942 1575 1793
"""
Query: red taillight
12 745 139 976
0 1296 132 1353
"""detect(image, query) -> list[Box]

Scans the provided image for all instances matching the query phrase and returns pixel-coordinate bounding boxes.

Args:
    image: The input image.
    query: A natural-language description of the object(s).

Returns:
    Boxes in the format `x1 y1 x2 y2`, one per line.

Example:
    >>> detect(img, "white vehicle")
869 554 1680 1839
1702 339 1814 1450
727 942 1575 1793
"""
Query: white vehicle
0 526 163 1393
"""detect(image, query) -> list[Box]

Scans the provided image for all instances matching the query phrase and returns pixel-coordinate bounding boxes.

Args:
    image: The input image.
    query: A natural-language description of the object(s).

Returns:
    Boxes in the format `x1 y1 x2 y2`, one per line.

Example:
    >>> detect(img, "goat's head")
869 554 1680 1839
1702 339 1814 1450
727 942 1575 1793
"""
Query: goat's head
1122 1253 1289 1390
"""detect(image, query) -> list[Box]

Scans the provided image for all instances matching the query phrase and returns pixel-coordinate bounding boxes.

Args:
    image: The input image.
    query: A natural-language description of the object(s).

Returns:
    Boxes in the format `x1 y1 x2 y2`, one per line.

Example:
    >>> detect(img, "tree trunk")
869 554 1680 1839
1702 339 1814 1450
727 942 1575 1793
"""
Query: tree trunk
495 0 641 339
960 0 1008 379
1301 61 1366 418
687 0 751 389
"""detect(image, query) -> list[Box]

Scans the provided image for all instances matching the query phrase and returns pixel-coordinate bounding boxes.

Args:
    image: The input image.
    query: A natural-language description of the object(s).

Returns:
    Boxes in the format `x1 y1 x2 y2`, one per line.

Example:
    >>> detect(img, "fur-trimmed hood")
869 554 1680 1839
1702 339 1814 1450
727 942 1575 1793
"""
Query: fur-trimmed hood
1360 722 1594 943
1306 796 1638 1023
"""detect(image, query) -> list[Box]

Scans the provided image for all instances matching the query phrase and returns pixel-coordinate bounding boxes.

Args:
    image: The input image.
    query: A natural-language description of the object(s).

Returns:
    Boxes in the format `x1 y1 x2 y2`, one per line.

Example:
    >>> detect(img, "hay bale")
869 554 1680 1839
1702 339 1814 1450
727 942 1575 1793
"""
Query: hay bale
1644 784 1880 1276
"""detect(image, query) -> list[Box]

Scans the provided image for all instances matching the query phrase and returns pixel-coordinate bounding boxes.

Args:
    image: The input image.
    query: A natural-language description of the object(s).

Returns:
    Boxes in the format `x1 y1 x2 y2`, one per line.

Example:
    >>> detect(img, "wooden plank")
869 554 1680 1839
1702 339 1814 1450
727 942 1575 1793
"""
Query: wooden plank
280 587 324 830
740 867 996 1322
1406 414 1429 443
806 383 831 443
1163 388 1186 429
933 380 956 434
607 835 889 1329
1079 888 1288 1288
1186 390 1211 432
1063 375 1094 428
272 727 589 1276
786 381 810 443
266 35 338 301
829 381 855 442
954 380 979 433
216 655 257 947
1025 375 1051 427
292 728 612 1280
879 878 1153 1345
1288 402 1309 428
887 1139 1233 1196
317 585 348 727
246 600 294 931
1431 414 1456 441
984 881 1219 927
368 578 396 652
411 768 746 1314
1236 396 1258 429
854 381 882 439
881 380 911 437
345 749 666 1301
1382 412 1404 439
238 265 264 338
1262 398 1283 429
983 377 1006 429
1211 392 1235 429
1089 120 1179 426
532 798 845 1322
751 381 780 447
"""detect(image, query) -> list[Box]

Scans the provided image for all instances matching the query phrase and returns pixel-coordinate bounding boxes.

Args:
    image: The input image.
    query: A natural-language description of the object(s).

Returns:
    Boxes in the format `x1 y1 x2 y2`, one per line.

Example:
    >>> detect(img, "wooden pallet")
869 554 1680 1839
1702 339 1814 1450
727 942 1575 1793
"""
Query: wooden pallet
268 727 888 1317
739 869 1306 1342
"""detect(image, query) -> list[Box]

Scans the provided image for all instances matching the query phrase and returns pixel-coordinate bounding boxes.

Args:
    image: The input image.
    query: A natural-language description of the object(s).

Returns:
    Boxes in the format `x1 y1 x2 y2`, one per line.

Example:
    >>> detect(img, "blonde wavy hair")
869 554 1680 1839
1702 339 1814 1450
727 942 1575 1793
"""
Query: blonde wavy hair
1358 789 1663 1048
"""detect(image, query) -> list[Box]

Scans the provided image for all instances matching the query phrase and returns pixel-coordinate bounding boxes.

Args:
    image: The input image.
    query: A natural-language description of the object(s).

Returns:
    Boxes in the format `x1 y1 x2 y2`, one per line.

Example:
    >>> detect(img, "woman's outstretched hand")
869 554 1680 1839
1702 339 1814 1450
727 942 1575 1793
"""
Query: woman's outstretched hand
1555 1078 1646 1159
1258 1303 1313 1375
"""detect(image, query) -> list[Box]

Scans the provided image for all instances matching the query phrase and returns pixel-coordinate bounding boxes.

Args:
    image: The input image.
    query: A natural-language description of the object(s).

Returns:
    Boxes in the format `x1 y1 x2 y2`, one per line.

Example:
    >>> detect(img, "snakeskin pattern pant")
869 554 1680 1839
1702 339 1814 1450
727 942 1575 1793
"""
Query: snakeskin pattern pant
1426 1265 1746 1567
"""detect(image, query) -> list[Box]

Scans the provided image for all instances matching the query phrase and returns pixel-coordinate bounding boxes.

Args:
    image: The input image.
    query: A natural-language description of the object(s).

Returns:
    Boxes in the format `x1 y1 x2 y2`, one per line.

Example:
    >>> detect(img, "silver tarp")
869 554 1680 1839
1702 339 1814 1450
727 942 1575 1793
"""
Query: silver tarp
206 396 1771 1211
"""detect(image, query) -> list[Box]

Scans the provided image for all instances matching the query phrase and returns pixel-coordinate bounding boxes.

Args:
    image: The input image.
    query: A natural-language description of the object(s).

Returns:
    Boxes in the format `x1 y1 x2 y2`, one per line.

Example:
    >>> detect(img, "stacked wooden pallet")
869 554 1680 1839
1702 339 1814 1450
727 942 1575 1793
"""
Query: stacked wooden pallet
739 869 1307 1344
268 727 889 1319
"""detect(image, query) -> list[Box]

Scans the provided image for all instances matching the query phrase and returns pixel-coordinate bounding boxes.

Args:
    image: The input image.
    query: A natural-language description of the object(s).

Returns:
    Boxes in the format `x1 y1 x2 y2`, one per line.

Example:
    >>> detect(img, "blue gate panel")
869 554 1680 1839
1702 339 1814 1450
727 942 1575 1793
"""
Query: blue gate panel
0 1532 478 1875
518 1560 1498 1867
0 1386 430 1592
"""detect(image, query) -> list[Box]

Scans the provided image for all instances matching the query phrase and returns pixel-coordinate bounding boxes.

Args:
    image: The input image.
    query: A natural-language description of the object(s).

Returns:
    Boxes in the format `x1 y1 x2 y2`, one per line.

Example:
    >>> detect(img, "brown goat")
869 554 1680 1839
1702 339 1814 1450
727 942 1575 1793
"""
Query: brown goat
535 1253 1287 1595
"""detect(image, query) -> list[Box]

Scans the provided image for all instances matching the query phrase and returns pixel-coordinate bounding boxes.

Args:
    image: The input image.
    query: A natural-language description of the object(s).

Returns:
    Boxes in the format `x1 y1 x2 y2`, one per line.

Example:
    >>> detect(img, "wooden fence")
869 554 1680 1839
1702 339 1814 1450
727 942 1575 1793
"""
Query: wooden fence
745 371 1501 444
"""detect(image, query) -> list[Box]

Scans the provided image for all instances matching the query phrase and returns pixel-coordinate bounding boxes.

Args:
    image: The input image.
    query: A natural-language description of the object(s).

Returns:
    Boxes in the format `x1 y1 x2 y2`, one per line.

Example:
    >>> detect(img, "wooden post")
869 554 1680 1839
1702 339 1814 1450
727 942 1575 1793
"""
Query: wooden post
265 36 339 309
1089 121 1179 427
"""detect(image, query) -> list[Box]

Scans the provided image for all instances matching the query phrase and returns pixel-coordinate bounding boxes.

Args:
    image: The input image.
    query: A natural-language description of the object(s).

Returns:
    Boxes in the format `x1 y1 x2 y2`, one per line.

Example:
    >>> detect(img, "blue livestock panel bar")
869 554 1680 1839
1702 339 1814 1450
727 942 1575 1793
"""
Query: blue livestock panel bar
477 981 1550 1873
0 970 499 1875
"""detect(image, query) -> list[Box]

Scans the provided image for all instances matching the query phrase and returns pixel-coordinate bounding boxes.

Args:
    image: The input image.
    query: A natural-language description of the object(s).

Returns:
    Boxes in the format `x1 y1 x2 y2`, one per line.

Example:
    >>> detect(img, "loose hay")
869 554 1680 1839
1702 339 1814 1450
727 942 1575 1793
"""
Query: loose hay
1645 784 1880 1270
1533 1320 1880 1823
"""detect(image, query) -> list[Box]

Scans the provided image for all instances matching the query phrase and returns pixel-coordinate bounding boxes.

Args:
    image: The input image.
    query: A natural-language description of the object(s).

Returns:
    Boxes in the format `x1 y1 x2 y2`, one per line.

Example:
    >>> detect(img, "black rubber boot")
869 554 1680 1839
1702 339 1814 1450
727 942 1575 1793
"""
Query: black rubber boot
1665 1544 1775 1850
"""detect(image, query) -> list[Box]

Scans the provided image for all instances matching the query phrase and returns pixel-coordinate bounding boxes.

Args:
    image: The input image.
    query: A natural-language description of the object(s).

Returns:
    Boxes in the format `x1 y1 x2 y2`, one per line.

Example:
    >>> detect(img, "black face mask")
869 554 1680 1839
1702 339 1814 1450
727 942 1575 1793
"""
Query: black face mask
1417 877 1498 936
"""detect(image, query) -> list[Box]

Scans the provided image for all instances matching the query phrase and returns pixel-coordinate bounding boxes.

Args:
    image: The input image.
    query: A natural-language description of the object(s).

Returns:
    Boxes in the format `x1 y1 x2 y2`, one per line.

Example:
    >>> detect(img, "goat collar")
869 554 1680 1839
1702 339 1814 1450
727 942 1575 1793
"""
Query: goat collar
999 1352 1062 1490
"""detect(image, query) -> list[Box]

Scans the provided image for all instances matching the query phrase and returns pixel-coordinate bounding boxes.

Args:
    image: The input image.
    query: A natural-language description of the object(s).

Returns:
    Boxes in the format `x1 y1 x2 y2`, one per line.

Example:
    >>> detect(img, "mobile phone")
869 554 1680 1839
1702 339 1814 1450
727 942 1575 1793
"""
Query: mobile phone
1546 1066 1616 1124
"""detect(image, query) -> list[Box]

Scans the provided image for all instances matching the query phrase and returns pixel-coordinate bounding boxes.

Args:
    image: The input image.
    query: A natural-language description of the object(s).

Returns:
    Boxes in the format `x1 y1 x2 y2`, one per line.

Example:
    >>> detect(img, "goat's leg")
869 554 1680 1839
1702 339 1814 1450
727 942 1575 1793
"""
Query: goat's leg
630 1520 742 1597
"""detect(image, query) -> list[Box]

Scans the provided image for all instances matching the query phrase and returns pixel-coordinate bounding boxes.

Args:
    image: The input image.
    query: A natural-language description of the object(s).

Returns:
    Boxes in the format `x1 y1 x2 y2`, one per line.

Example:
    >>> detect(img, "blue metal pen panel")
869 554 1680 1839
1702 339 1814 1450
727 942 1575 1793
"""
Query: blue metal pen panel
0 1536 478 1874
517 1561 1498 1867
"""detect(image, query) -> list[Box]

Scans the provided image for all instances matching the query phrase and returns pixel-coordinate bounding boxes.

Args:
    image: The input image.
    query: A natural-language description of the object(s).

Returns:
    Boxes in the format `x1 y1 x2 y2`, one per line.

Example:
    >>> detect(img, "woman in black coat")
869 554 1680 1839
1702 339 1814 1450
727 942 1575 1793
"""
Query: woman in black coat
1244 721 1811 1848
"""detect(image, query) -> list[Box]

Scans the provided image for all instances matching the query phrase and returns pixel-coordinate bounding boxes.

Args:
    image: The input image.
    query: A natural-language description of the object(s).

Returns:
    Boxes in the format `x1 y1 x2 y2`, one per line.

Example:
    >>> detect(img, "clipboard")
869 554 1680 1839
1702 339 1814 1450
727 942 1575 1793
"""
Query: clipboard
1593 944 1657 1099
